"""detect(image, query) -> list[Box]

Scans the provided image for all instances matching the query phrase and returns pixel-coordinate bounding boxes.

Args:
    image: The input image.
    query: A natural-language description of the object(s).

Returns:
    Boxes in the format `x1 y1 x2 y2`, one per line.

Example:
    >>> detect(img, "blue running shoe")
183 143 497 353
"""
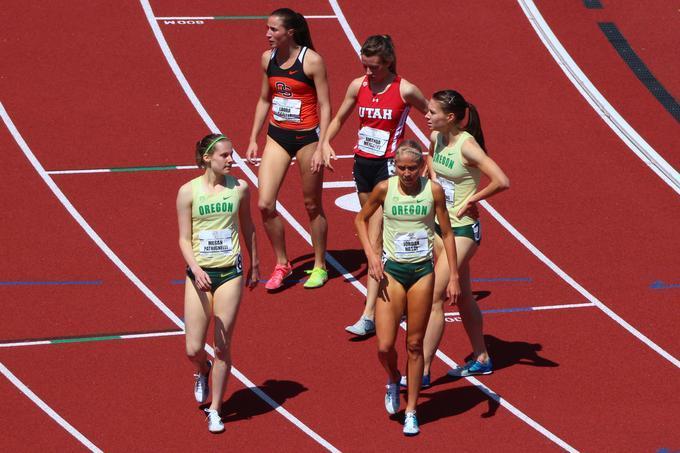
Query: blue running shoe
403 411 419 436
399 374 431 389
447 358 493 377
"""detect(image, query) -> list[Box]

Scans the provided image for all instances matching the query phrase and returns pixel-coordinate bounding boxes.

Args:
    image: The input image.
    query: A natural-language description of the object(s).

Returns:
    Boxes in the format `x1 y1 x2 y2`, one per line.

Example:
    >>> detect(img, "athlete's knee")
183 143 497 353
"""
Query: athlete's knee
406 338 424 357
302 197 324 219
212 344 231 362
186 342 205 361
258 198 277 217
377 340 395 356
430 299 444 315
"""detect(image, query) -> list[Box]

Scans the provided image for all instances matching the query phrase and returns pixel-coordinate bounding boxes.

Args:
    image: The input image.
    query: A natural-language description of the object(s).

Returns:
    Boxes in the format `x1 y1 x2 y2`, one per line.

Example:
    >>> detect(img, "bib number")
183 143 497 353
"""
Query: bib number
198 228 234 257
272 97 301 123
394 230 429 259
357 126 390 156
438 177 455 206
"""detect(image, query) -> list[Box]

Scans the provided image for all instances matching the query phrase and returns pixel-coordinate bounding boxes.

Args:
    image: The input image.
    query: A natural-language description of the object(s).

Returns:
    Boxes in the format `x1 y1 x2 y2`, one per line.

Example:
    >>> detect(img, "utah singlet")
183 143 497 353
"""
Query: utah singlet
354 75 410 159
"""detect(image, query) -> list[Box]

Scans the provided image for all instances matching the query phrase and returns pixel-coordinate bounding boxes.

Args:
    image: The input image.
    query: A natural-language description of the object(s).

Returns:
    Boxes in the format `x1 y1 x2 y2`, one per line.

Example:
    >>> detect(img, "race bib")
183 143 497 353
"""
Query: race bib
357 126 390 156
394 230 429 259
198 228 234 257
438 177 455 206
272 97 301 123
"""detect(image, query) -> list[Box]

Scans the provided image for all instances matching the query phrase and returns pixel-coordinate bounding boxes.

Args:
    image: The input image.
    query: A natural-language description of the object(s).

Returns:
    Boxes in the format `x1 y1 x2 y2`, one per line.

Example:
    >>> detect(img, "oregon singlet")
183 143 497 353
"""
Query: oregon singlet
191 176 241 268
382 176 435 263
432 131 480 228
354 76 410 159
267 47 319 130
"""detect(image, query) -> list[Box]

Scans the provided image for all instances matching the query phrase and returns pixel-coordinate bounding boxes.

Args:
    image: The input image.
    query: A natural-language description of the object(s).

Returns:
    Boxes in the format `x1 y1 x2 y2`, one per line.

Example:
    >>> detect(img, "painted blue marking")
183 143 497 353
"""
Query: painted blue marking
472 277 532 283
0 280 102 286
171 279 185 285
650 280 680 290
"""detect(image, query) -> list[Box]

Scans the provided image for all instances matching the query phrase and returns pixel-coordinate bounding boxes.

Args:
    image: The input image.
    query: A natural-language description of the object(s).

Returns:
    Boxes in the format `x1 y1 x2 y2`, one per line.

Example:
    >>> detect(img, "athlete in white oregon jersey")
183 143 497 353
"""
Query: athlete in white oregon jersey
355 140 460 436
417 90 509 384
177 133 259 433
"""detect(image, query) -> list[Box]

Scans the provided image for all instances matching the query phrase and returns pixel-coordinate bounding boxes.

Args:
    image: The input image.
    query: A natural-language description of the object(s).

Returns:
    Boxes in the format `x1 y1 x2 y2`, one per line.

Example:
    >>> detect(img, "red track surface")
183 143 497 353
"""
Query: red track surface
2 1 678 451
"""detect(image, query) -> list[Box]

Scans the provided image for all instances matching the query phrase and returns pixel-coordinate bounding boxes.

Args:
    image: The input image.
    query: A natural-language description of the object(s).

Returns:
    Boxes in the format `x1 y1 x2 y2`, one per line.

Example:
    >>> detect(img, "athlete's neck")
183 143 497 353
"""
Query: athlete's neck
203 171 226 188
369 72 396 95
276 44 301 61
443 127 464 146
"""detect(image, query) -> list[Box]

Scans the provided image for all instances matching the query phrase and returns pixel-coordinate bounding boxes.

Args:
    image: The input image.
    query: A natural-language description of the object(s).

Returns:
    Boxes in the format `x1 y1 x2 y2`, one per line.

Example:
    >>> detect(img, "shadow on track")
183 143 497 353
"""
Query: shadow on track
199 379 308 422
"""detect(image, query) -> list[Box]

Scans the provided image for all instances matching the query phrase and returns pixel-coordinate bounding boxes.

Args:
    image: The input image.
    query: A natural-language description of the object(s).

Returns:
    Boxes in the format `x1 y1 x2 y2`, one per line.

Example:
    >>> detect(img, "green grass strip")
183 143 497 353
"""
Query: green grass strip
51 335 120 344
214 15 268 20
110 165 181 173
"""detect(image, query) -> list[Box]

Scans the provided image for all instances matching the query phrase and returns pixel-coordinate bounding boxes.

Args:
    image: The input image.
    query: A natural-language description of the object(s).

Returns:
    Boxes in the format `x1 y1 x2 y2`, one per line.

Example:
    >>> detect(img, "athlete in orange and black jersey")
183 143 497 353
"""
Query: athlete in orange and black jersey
265 46 320 156
246 9 332 292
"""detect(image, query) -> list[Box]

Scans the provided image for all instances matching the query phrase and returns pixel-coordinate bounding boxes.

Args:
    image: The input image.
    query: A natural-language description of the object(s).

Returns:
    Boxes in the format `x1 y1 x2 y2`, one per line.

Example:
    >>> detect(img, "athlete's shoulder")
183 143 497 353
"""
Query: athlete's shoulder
429 130 441 144
260 50 273 68
177 178 196 203
302 48 326 73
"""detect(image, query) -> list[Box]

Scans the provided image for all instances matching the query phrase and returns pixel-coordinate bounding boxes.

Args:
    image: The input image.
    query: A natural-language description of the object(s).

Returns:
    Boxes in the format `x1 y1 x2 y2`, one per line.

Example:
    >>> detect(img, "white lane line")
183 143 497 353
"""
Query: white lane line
0 362 102 452
0 330 185 348
0 102 337 453
323 181 354 189
155 15 337 21
517 0 680 195
328 0 680 370
445 302 596 318
139 2 342 451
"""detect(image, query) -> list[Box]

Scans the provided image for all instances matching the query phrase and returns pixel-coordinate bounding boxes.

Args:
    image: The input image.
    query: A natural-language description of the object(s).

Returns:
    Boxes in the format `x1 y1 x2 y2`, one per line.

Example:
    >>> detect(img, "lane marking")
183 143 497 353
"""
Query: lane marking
44 155 356 176
0 330 184 348
583 0 603 8
517 0 680 194
0 280 102 286
156 15 337 21
329 0 680 369
598 22 680 123
0 362 102 452
1 101 337 453
650 280 680 290
444 302 596 319
322 181 355 189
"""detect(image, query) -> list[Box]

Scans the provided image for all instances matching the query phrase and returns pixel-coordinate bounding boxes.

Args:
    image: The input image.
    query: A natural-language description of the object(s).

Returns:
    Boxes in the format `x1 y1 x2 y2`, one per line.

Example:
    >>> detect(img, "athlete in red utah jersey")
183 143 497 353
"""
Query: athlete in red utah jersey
321 35 429 341
354 75 410 159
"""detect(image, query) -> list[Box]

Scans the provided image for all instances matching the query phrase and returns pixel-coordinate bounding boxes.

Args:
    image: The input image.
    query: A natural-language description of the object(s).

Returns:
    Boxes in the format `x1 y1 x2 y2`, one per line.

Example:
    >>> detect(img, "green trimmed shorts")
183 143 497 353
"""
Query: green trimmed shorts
384 259 434 291
186 255 243 293
435 220 481 245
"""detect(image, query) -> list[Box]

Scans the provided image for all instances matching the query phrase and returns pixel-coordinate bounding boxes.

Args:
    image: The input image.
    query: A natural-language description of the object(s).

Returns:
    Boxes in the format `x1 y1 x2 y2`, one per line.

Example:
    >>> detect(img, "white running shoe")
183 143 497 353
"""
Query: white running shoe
384 383 400 415
403 411 419 436
205 409 224 433
345 316 375 336
193 360 212 403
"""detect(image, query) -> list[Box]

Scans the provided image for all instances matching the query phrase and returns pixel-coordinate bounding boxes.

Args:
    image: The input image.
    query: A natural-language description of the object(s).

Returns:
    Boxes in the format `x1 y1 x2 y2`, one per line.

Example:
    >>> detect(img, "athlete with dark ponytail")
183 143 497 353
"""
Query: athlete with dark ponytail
246 8 332 291
407 90 509 385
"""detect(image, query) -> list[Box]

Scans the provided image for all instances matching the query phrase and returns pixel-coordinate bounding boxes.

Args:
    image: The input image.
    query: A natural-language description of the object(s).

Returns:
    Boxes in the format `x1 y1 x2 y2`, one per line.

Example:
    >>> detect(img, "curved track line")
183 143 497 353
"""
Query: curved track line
518 0 680 195
0 102 339 453
329 0 679 370
0 362 102 452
